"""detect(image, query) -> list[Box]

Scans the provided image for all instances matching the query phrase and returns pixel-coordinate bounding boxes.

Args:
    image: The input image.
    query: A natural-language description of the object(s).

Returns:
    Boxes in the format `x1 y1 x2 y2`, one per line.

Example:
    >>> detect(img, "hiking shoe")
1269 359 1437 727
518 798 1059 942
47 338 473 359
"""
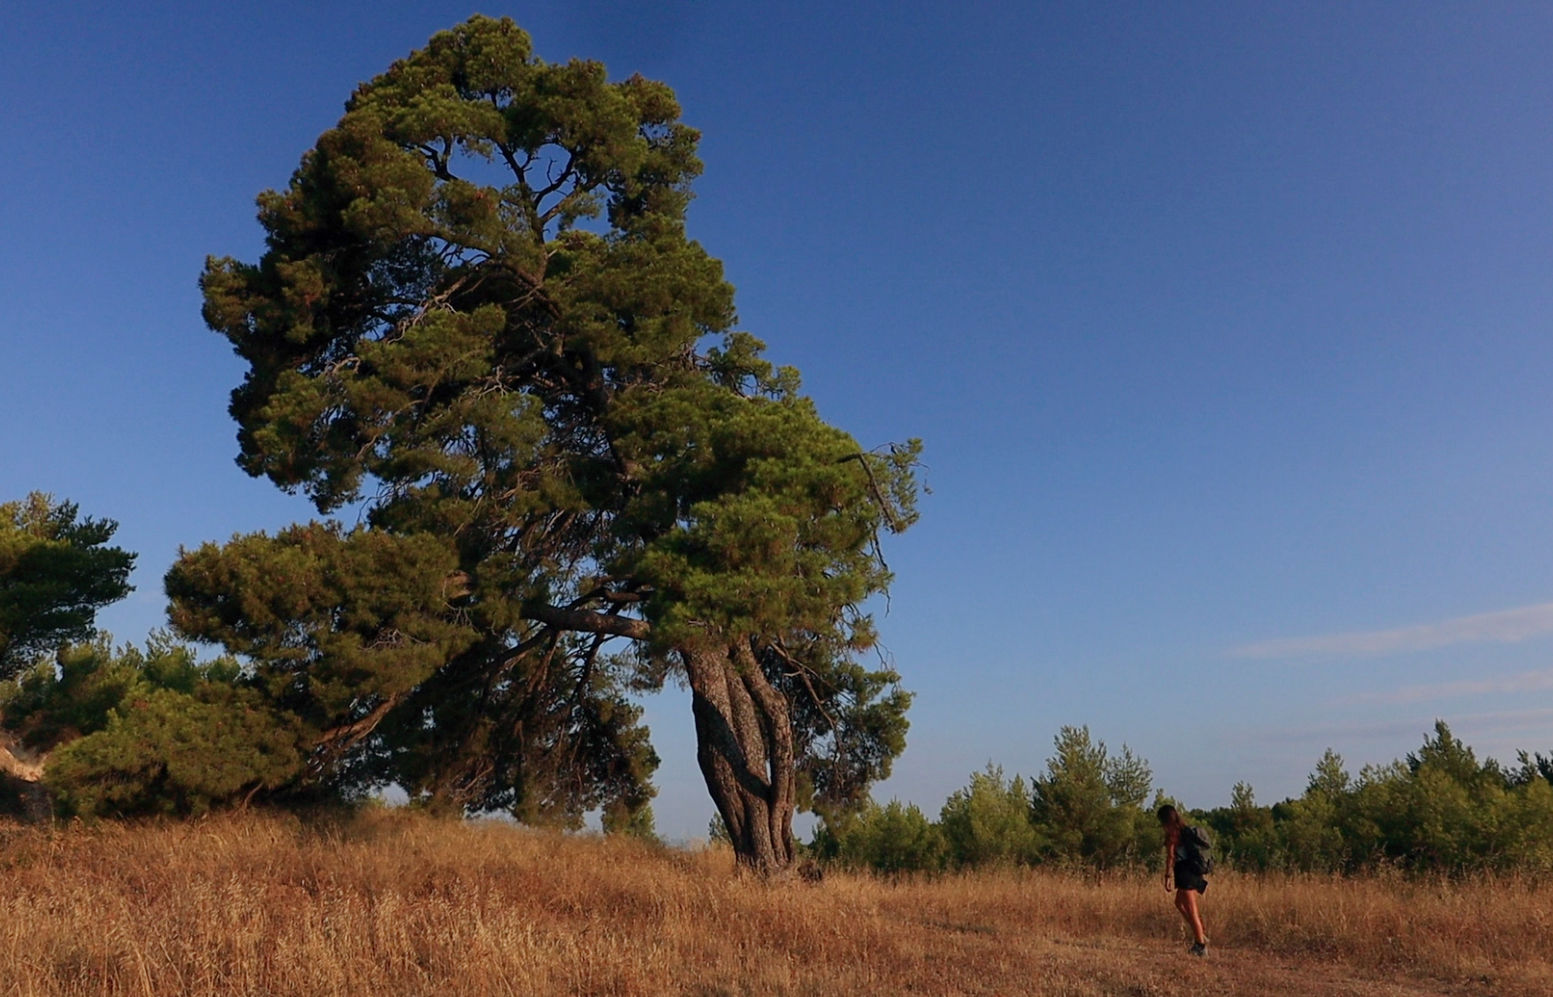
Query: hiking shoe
1188 942 1207 957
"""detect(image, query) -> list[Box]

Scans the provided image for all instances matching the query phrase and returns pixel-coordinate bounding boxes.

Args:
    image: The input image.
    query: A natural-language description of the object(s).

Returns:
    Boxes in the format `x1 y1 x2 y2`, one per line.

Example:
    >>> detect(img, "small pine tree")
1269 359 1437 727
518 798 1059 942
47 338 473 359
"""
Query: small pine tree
0 494 134 678
940 764 1040 867
602 802 659 843
826 799 944 874
1030 726 1153 867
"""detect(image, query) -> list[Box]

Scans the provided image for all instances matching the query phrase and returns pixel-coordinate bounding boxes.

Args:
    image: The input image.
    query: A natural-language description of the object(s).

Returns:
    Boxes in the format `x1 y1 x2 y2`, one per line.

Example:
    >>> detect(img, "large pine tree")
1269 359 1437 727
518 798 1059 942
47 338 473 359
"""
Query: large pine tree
185 15 918 872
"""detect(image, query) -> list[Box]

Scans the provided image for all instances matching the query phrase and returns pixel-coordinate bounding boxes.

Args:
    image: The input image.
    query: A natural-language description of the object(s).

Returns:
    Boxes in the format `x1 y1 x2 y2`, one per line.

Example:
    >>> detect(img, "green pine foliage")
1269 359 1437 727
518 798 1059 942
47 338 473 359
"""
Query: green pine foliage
1201 723 1553 874
189 14 919 857
165 522 658 822
0 494 135 678
938 764 1042 867
820 799 945 874
819 722 1553 877
167 525 479 720
46 685 303 817
1 637 304 817
602 801 659 843
1029 726 1154 868
1219 781 1278 869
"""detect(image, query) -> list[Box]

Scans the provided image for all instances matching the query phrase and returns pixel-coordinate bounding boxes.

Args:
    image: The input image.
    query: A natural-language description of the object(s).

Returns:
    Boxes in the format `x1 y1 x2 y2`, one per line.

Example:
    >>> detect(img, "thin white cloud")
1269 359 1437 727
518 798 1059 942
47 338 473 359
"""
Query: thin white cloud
1229 601 1553 660
1347 667 1553 706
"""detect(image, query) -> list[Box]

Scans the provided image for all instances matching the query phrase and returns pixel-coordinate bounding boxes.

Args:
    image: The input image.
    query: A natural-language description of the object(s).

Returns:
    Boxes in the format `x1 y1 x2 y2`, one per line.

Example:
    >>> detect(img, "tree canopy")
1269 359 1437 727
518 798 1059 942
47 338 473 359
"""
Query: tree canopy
187 15 919 870
0 493 135 679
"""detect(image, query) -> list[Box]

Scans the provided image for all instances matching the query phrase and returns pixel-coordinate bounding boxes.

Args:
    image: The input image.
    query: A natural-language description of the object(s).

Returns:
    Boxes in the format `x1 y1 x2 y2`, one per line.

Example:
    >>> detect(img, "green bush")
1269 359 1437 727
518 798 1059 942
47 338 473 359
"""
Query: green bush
940 764 1041 867
827 799 945 873
3 637 304 817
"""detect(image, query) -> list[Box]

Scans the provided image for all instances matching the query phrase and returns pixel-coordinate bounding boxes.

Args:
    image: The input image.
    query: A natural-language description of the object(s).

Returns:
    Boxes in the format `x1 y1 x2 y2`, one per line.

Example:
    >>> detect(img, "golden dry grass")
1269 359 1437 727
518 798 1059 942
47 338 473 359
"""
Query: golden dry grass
0 810 1547 996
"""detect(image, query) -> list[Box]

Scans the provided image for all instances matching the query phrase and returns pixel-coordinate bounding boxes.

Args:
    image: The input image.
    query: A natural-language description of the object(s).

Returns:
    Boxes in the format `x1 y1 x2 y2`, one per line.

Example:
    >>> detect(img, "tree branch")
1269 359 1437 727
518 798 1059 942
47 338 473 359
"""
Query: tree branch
311 693 404 766
768 639 839 732
521 602 651 640
839 452 905 533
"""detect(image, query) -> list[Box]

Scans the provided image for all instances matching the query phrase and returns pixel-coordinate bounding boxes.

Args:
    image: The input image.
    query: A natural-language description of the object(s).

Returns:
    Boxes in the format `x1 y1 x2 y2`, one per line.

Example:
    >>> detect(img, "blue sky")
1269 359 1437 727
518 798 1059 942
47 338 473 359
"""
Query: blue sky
5 2 1553 839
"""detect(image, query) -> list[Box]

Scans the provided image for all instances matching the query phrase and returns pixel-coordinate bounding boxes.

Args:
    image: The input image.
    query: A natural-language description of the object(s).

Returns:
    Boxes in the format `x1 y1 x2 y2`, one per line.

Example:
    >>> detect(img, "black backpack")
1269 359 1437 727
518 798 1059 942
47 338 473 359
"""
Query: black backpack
1182 825 1214 875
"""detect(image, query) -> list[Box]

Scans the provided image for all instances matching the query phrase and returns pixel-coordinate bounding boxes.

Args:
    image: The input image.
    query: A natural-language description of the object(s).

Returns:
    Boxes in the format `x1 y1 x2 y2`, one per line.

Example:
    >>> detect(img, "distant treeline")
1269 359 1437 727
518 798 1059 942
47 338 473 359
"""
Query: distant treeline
812 722 1553 876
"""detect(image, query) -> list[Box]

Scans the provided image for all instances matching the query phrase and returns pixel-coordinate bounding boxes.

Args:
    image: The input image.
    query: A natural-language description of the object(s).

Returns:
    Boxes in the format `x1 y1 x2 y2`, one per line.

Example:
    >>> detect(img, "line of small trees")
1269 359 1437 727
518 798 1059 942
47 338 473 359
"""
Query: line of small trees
1201 722 1553 874
811 726 1160 873
814 722 1553 876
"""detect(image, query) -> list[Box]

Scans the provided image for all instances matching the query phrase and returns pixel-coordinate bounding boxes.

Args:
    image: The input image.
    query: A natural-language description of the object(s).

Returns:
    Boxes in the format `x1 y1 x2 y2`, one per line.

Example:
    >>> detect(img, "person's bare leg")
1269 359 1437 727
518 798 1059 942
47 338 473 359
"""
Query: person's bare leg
1173 890 1193 932
1175 888 1207 946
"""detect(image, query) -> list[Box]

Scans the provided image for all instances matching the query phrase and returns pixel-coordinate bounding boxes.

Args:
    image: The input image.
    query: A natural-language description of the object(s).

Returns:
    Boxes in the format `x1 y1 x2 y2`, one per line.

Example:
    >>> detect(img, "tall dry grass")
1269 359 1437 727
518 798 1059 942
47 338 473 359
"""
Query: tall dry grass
1 810 1547 996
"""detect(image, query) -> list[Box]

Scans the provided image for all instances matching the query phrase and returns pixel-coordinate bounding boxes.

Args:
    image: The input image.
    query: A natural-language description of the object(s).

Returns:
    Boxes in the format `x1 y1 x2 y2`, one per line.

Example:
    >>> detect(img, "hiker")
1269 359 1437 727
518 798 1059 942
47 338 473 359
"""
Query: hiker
1157 804 1210 956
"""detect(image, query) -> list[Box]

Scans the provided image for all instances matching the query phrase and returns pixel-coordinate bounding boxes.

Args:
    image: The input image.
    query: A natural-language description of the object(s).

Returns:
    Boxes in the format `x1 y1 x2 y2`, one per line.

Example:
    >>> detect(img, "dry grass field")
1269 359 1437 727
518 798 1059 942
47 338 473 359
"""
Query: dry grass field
1 810 1548 996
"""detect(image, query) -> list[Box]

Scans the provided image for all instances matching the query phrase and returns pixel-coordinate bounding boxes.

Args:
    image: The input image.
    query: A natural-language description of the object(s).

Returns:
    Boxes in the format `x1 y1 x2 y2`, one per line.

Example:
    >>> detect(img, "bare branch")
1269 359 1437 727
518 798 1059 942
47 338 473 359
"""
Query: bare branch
768 639 839 732
839 452 905 533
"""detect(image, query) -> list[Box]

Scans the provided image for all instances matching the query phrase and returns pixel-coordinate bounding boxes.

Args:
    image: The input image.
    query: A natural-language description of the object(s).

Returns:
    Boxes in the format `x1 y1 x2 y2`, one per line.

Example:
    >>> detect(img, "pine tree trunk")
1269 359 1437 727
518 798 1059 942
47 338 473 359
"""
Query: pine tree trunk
684 642 796 876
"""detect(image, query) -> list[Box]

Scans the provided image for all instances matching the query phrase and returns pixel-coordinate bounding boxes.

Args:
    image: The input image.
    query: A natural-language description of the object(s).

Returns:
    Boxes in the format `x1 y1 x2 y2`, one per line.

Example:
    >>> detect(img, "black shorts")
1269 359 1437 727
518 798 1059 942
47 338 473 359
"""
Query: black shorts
1174 862 1207 894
